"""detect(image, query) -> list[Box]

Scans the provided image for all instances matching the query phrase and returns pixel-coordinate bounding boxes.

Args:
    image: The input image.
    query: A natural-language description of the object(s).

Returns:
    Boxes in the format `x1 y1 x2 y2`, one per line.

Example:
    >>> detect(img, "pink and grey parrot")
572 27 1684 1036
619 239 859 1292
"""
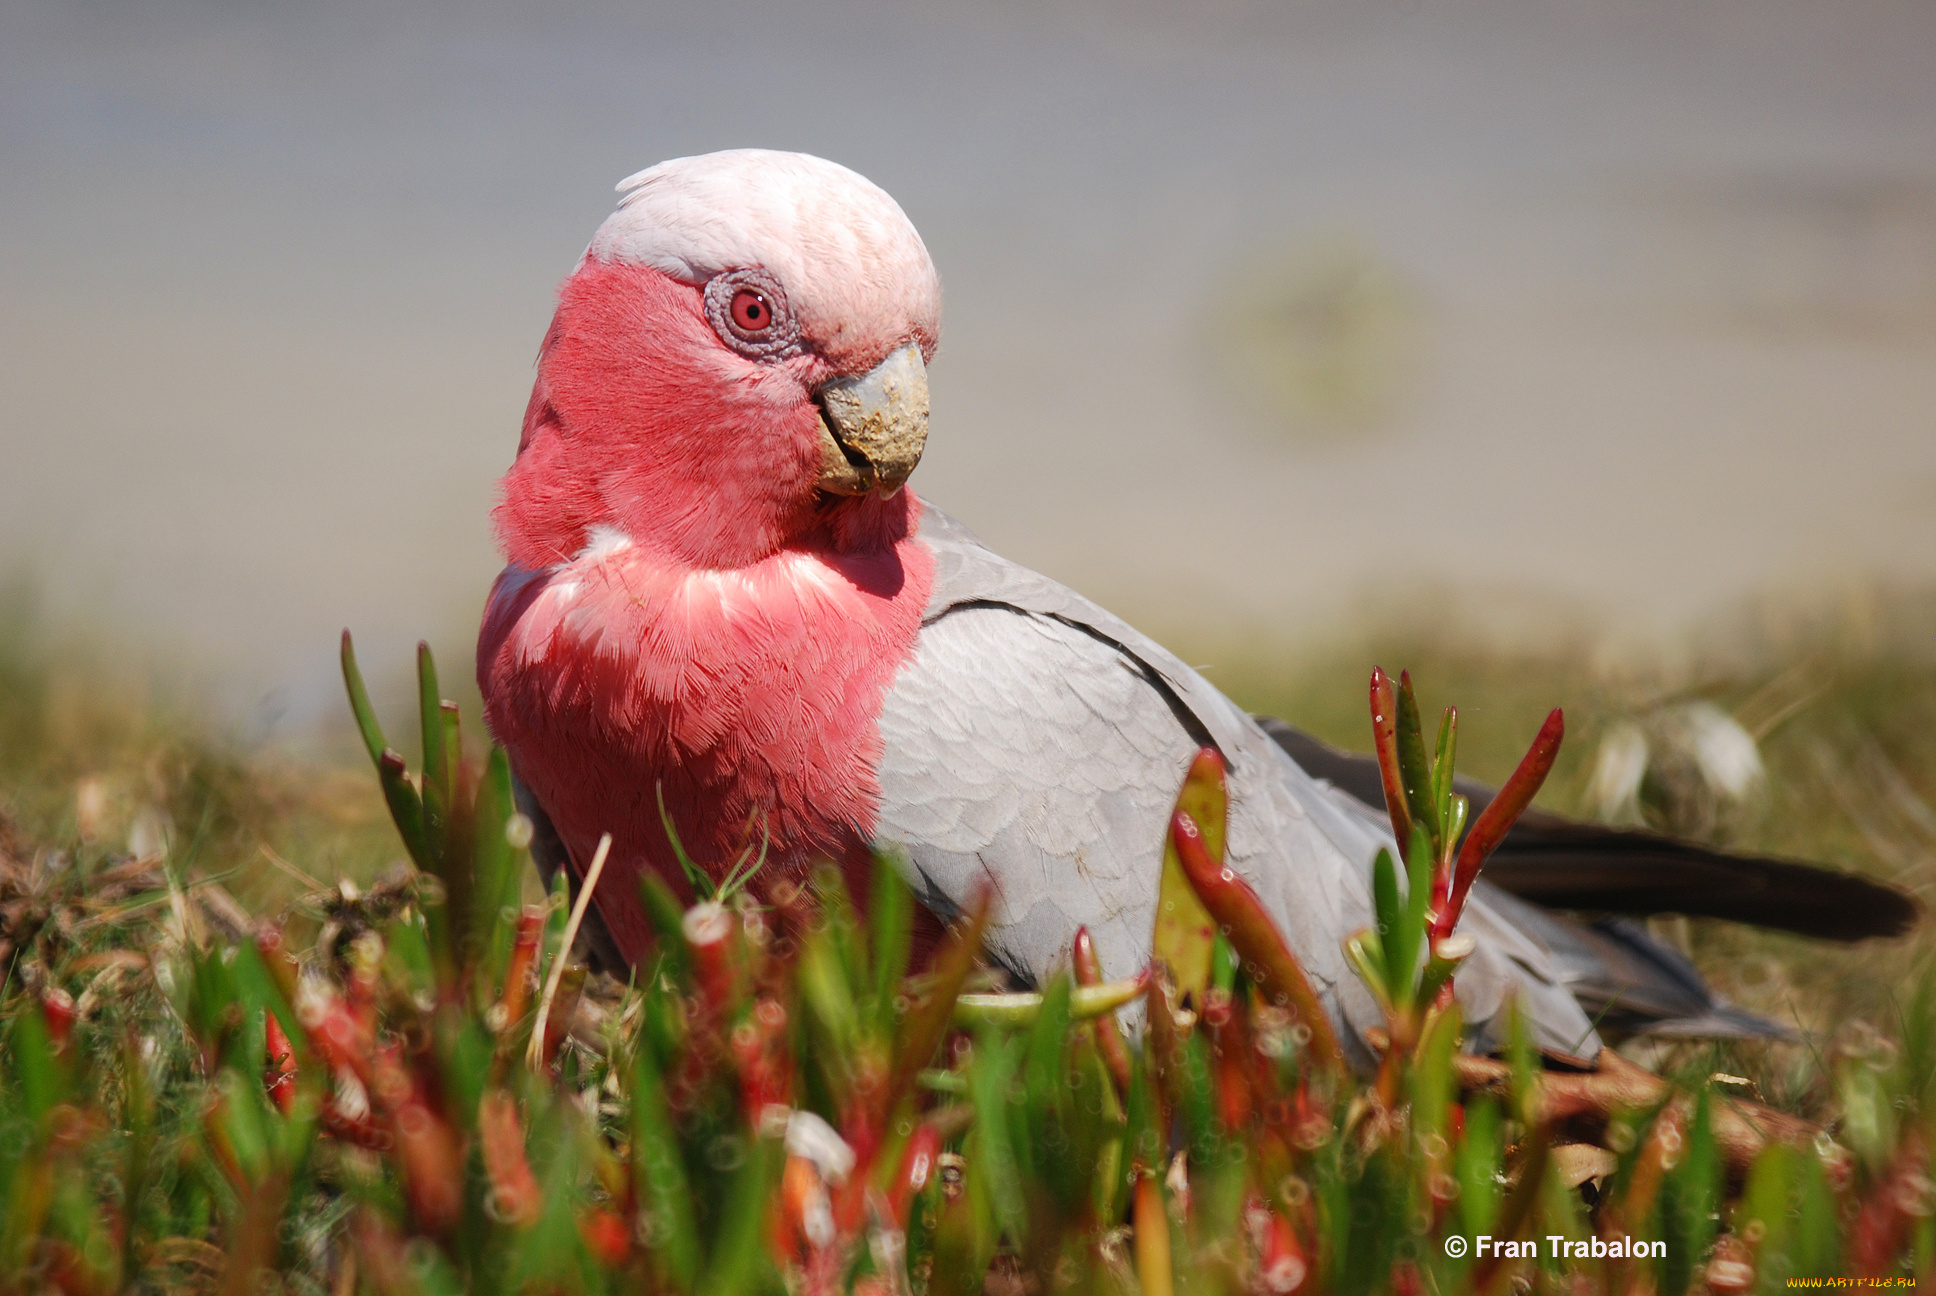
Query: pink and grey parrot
478 150 1914 1067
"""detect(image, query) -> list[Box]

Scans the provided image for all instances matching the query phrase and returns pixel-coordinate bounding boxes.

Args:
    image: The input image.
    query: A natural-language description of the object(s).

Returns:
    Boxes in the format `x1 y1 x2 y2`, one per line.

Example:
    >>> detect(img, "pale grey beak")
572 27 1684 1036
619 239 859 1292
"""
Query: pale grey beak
814 343 928 497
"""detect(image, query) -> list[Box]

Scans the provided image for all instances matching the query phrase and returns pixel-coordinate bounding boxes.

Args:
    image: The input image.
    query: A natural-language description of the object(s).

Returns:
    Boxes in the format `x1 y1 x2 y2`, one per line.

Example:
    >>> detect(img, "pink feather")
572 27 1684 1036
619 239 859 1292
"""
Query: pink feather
480 255 933 965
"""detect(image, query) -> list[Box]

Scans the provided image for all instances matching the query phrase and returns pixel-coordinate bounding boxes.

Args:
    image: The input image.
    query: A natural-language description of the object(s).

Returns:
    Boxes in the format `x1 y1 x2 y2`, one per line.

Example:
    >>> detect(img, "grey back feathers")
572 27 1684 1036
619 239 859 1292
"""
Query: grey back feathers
873 506 1608 1064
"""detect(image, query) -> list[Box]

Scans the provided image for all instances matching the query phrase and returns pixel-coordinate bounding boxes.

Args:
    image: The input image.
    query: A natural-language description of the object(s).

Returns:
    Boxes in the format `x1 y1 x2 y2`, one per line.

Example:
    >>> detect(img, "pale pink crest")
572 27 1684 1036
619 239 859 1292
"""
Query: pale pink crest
586 149 940 370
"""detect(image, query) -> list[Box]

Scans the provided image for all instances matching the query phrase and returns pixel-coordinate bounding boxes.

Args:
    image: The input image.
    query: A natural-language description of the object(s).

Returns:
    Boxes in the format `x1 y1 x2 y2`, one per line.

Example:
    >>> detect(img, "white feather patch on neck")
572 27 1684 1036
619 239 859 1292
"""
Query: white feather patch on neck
578 523 635 563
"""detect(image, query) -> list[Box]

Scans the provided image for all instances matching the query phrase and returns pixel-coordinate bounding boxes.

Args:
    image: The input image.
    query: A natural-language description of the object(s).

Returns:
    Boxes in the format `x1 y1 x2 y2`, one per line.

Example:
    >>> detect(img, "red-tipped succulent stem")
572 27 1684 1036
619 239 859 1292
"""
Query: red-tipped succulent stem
1072 925 1134 1100
1434 707 1563 940
1368 669 1412 854
264 1011 299 1116
1169 810 1348 1077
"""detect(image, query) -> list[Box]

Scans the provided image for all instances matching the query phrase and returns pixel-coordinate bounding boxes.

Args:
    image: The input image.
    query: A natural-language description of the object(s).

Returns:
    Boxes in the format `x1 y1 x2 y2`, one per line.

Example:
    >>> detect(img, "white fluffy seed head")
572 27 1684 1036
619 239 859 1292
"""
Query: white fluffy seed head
784 1109 856 1185
681 900 734 948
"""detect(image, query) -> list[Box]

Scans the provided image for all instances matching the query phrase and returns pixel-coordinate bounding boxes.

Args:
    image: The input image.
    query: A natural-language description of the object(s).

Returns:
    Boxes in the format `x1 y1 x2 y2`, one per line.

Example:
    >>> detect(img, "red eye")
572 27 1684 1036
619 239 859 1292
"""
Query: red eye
730 288 772 332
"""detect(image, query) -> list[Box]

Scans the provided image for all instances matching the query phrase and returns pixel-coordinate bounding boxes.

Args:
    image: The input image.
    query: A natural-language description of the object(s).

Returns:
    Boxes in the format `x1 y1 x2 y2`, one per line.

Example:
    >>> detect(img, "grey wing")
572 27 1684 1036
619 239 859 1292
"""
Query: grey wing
872 603 1205 985
873 505 1601 1062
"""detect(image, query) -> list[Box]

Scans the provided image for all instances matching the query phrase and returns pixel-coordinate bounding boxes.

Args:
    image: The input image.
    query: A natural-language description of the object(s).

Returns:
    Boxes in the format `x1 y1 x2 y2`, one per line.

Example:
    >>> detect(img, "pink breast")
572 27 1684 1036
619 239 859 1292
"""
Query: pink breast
478 508 933 962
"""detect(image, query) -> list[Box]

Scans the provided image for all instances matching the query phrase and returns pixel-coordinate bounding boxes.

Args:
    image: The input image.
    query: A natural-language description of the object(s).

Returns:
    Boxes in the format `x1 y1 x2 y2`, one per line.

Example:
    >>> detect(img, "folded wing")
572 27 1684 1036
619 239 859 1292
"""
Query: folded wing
874 507 1605 1061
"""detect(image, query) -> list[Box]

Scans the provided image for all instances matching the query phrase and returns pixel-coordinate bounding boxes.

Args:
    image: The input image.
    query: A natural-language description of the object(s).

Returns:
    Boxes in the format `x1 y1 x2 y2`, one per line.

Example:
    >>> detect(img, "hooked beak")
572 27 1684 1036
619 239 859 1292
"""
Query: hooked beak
814 343 928 497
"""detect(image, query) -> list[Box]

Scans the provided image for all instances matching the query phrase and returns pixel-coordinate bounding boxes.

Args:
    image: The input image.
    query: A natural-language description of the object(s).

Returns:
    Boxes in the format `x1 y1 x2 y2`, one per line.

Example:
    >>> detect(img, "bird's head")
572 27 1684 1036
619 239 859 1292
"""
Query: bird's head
496 150 941 571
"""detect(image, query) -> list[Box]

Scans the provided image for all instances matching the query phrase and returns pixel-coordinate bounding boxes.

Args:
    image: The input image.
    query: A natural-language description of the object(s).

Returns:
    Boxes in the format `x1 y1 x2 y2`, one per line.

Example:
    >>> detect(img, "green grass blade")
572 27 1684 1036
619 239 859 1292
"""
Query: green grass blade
8 1008 60 1125
1431 705 1458 843
631 1041 701 1292
377 750 430 870
1371 846 1401 966
417 641 449 867
967 1031 1028 1245
700 1135 782 1296
471 746 516 979
339 629 388 769
1394 671 1438 859
888 889 990 1112
1393 823 1434 1003
868 849 915 1035
655 784 712 901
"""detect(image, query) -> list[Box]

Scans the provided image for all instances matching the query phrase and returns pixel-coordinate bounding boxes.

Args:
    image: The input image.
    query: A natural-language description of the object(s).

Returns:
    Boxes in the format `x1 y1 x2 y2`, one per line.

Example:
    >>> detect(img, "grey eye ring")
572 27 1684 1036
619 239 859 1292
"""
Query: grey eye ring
704 268 802 359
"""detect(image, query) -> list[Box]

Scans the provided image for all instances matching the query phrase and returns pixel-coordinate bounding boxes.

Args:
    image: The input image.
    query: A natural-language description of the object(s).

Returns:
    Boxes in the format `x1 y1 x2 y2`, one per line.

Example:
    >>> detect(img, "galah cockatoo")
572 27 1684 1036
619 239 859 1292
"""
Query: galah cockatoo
478 150 1914 1065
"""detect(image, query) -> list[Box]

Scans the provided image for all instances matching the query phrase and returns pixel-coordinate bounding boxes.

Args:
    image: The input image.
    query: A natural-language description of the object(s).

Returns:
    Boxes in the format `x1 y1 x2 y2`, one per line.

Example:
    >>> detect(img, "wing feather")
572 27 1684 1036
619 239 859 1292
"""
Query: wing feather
874 505 1601 1060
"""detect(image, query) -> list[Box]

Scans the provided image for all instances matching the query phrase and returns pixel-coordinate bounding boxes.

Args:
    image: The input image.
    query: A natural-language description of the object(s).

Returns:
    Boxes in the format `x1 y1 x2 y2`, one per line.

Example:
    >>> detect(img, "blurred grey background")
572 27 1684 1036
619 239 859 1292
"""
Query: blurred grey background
3 0 1934 726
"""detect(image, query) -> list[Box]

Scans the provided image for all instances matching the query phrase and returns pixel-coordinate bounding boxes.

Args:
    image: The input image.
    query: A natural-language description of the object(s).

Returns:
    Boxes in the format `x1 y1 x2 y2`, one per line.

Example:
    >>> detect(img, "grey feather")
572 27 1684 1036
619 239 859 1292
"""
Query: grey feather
873 506 1604 1064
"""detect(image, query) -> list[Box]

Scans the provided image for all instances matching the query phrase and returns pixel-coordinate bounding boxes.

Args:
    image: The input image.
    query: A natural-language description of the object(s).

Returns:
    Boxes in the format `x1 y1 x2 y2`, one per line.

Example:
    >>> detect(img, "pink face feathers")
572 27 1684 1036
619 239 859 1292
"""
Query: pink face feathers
479 150 941 957
494 150 941 573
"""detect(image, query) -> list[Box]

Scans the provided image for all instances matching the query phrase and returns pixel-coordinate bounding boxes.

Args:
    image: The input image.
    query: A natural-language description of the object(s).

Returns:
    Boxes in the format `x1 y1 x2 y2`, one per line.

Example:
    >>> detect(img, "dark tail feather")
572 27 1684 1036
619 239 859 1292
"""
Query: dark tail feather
1472 886 1793 1041
1259 718 1921 943
1641 1007 1794 1040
